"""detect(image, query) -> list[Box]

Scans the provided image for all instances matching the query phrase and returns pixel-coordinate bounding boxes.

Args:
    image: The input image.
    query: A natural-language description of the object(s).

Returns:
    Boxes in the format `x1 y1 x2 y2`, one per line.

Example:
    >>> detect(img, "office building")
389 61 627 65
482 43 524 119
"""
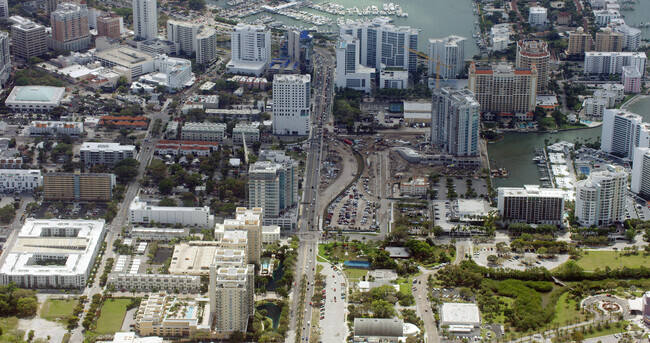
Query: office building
11 18 47 60
468 63 538 117
272 74 311 136
137 39 178 56
97 12 121 39
80 142 136 166
136 293 206 337
622 65 642 93
44 171 116 201
431 87 480 156
335 34 374 93
339 17 419 73
595 27 624 52
132 0 157 41
0 32 9 87
601 109 650 159
516 40 550 93
249 160 298 220
0 219 106 289
227 24 271 76
567 27 594 55
0 0 8 19
497 185 565 226
181 122 226 142
286 29 313 72
400 177 428 197
129 196 215 227
232 123 260 145
49 2 90 52
613 25 642 51
576 165 627 227
138 55 193 91
0 169 42 193
353 318 405 343
439 303 481 333
428 35 466 79
528 6 547 26
6 86 65 113
632 147 650 199
214 207 263 264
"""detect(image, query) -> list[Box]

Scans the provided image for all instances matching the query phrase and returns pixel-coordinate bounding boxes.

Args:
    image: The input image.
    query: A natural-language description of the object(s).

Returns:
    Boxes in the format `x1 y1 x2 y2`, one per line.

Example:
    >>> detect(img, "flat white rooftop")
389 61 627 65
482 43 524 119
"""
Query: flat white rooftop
440 303 480 326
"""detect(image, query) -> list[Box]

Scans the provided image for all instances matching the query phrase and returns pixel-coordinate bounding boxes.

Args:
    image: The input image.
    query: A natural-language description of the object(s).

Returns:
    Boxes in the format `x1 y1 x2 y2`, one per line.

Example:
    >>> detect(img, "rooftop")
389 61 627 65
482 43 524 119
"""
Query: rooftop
440 302 481 325
6 86 65 103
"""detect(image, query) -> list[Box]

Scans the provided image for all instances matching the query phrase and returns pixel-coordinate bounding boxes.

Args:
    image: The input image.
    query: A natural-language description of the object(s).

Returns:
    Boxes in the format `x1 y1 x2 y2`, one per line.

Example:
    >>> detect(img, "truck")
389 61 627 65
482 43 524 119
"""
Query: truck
343 139 353 145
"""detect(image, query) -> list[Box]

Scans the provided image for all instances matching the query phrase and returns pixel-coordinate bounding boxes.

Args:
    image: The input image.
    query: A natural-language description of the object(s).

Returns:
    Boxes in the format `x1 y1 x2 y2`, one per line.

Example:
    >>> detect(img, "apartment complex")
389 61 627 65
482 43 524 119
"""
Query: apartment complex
428 35 466 79
584 51 647 76
335 34 375 93
272 74 311 136
497 185 565 226
227 24 271 76
632 147 650 199
249 158 299 227
594 27 624 52
80 142 136 166
49 2 90 52
468 63 538 117
0 169 42 193
181 122 226 142
43 171 116 201
129 196 215 227
166 20 218 65
136 293 206 337
10 17 47 60
567 27 594 55
97 12 121 39
209 261 254 337
516 40 550 93
132 0 157 41
600 109 650 159
576 165 628 227
339 17 419 73
232 123 260 145
214 207 263 264
108 273 200 292
622 65 642 94
431 87 480 156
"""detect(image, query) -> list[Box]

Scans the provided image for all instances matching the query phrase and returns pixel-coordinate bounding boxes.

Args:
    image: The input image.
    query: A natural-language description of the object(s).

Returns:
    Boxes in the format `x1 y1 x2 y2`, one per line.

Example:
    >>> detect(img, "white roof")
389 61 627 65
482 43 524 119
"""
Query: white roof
441 303 480 326
403 102 432 112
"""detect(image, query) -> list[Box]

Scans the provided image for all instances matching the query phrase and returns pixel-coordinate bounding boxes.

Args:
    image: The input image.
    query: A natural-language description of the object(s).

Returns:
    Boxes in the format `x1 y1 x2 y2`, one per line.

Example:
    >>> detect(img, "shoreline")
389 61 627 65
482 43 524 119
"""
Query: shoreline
621 94 648 110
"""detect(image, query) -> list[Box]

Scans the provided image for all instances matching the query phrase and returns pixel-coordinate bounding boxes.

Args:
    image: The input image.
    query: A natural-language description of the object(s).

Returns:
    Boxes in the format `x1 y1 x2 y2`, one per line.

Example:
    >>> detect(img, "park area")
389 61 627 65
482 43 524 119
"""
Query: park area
94 298 130 334
574 250 650 271
40 298 77 322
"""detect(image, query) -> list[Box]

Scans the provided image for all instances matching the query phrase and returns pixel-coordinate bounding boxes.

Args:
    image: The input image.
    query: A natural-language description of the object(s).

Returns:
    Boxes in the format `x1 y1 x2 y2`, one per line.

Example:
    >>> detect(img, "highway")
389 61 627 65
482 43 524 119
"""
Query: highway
288 48 336 343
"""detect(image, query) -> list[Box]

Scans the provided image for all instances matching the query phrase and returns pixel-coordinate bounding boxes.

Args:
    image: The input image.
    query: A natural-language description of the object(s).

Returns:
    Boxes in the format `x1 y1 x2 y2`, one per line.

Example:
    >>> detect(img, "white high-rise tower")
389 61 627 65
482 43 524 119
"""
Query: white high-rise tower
132 0 157 41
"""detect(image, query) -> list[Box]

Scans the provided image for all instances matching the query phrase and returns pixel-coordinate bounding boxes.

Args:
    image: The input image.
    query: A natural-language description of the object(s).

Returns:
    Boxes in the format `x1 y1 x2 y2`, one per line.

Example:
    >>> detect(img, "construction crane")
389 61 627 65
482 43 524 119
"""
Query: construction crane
407 48 450 89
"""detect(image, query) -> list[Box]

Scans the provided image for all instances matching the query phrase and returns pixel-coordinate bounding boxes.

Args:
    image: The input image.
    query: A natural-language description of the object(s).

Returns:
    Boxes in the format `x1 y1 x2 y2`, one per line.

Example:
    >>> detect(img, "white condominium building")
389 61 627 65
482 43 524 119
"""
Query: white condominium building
132 0 158 41
209 261 254 336
600 109 650 160
166 20 218 65
0 219 106 288
431 87 480 156
227 24 271 76
497 185 565 226
181 122 227 142
528 6 547 26
135 292 206 337
584 51 647 76
335 34 374 93
0 169 42 193
428 35 466 79
613 25 642 51
107 273 200 292
28 120 82 135
249 160 299 219
272 74 311 136
576 165 627 227
129 196 215 227
80 142 136 166
632 147 650 198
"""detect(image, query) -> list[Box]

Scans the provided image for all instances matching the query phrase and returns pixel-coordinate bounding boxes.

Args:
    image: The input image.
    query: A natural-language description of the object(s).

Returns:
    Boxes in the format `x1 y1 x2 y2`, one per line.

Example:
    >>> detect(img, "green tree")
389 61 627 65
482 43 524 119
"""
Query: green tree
371 299 396 318
158 197 177 206
0 204 16 224
16 297 38 317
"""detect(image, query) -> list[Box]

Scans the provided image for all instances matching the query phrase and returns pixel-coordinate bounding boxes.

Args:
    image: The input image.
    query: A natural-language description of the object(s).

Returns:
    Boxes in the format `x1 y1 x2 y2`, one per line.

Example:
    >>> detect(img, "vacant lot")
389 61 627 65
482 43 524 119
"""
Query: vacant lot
94 298 131 334
343 269 368 281
552 292 587 326
41 299 78 322
575 251 650 271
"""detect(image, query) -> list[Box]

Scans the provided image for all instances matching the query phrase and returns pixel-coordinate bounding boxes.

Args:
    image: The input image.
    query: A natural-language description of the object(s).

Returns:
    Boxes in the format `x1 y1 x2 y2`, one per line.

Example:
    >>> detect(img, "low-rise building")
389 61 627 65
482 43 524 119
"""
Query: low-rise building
400 177 428 197
129 196 214 227
6 86 65 113
99 116 149 130
0 169 42 193
583 97 607 119
181 122 226 142
232 122 260 145
130 227 190 242
135 292 208 337
379 69 408 89
439 303 481 336
154 140 219 157
29 121 83 136
80 142 136 166
261 225 281 245
107 273 200 292
353 318 405 343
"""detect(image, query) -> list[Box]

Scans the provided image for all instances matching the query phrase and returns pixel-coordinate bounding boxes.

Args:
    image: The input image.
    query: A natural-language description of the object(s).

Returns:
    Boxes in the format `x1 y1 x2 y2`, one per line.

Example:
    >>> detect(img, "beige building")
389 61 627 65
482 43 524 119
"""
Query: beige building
516 40 549 93
400 177 428 197
168 241 220 276
209 259 254 337
594 27 624 52
11 17 47 60
135 292 208 337
468 63 538 118
567 27 593 55
213 207 263 264
43 171 115 201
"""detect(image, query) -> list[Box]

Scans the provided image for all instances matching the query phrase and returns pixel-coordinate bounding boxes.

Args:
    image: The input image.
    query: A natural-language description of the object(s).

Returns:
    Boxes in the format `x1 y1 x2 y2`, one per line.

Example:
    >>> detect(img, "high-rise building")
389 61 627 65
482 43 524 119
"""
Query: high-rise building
431 87 480 156
0 0 8 19
46 0 59 14
272 74 311 136
528 6 547 26
80 142 136 166
11 17 47 60
167 20 217 65
632 147 650 199
600 108 650 159
132 0 157 41
497 185 565 226
214 207 263 264
516 40 550 93
339 17 419 73
335 34 374 93
594 27 624 52
0 32 10 87
248 160 299 220
195 27 217 66
209 255 254 336
49 2 91 52
567 27 593 55
428 35 466 79
286 29 313 72
613 25 642 51
584 51 647 76
43 171 116 201
468 63 538 116
227 23 271 76
622 65 642 94
96 12 121 39
576 165 628 227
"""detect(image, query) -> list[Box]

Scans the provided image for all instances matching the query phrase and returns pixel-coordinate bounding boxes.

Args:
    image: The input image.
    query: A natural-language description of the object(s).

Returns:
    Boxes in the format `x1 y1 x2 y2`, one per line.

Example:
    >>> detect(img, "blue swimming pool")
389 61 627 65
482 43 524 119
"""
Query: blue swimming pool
344 260 371 269
186 306 195 319
579 166 590 175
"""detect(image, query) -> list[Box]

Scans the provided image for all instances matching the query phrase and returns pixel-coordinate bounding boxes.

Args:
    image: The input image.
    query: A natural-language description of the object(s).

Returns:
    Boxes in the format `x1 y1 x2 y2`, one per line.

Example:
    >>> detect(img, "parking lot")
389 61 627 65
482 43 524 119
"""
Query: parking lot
326 184 379 232
317 262 347 343
472 245 570 271
33 202 108 220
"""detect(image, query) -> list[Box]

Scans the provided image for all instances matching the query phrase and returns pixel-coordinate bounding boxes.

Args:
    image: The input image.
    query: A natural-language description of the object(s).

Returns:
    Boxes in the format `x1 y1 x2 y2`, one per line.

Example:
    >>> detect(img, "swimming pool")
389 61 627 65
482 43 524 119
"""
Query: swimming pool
261 258 270 269
344 260 371 268
579 166 590 175
186 306 195 319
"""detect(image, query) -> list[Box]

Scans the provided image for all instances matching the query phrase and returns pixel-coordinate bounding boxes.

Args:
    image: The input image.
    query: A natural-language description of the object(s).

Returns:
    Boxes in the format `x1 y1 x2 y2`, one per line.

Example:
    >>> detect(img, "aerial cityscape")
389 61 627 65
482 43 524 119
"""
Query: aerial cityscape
0 0 649 342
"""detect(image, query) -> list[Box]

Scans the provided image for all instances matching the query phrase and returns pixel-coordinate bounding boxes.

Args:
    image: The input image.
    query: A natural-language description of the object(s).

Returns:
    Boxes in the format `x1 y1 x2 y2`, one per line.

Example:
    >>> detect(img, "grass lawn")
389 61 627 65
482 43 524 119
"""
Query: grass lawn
0 317 24 342
41 298 78 321
316 264 324 274
343 268 368 280
318 243 364 262
583 321 629 339
575 251 650 271
398 281 412 296
552 292 587 326
94 298 131 334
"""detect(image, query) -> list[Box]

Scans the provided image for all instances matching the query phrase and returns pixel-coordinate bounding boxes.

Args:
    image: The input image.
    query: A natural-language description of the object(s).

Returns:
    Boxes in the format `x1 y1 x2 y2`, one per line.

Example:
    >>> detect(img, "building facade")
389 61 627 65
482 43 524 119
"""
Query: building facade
49 2 90 52
497 185 565 226
468 63 538 117
0 32 9 87
108 273 200 292
516 40 550 93
286 29 313 72
584 51 647 76
567 27 594 55
0 169 42 193
600 109 650 159
576 165 628 227
213 207 263 264
227 24 271 76
97 12 121 39
632 147 650 199
181 122 226 142
622 66 642 94
44 172 116 201
249 160 299 220
11 18 47 60
272 74 311 136
132 0 157 41
80 142 136 166
431 87 480 156
232 123 260 145
594 27 624 52
428 35 466 79
528 6 547 26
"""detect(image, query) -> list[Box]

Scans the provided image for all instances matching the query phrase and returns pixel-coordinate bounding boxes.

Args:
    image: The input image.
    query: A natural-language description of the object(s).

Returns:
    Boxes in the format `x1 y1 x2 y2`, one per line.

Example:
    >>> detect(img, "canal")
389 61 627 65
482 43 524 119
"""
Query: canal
489 96 650 188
